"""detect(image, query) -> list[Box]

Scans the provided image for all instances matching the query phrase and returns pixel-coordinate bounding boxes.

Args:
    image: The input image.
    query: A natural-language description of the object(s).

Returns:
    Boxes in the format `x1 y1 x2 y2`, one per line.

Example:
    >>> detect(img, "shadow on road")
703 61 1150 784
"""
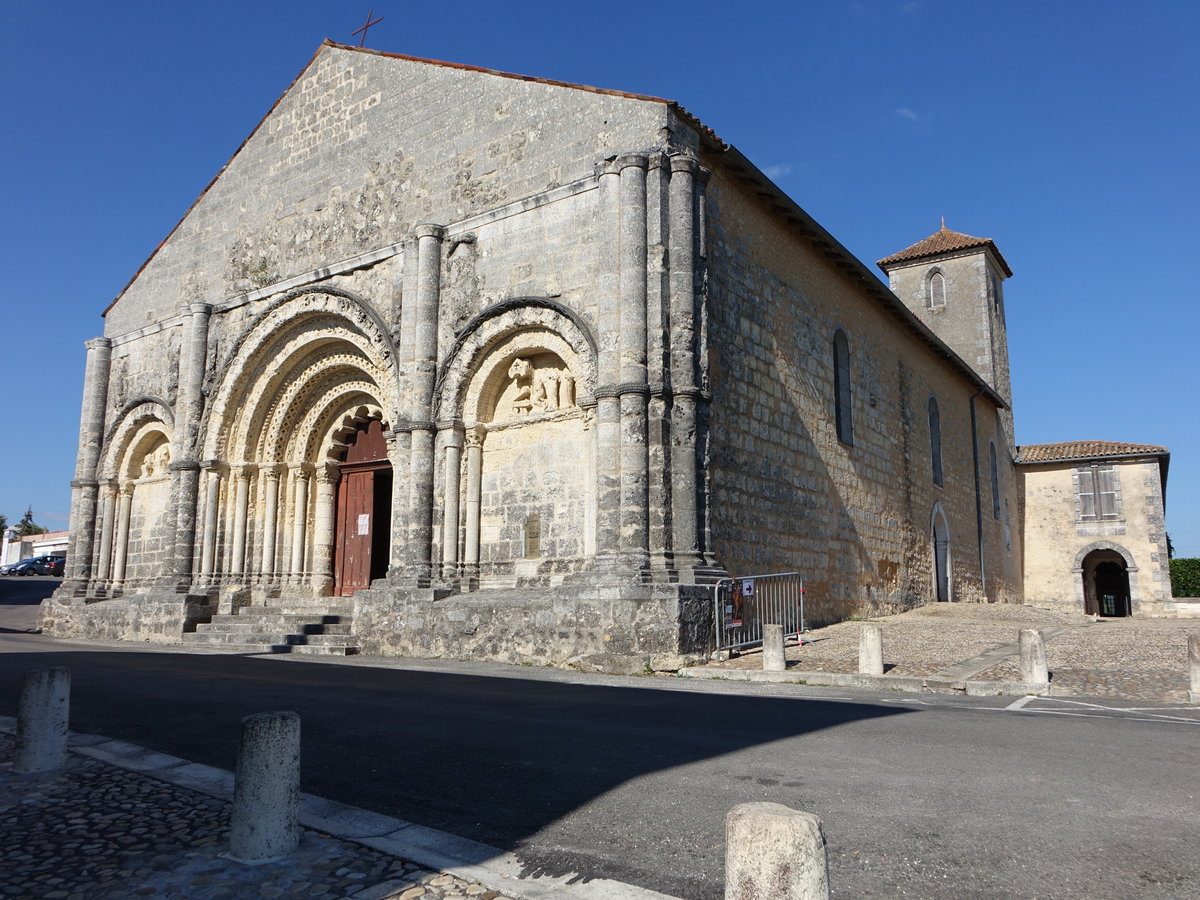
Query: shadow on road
0 576 56 633
0 640 908 897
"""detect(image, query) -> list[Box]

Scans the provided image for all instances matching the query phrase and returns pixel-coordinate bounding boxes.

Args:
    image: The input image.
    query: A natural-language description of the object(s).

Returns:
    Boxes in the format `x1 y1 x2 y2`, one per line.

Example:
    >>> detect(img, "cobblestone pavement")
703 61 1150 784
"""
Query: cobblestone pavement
0 734 517 900
699 603 1200 703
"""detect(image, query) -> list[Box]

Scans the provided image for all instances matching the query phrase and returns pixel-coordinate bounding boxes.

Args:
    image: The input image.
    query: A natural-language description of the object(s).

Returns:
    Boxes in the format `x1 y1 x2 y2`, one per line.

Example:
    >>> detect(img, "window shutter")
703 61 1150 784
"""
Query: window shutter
1077 468 1096 519
1098 466 1119 518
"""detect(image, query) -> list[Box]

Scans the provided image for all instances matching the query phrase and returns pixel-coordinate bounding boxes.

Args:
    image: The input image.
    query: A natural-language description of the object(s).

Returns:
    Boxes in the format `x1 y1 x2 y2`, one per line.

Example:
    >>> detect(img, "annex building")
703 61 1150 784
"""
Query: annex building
44 41 1176 669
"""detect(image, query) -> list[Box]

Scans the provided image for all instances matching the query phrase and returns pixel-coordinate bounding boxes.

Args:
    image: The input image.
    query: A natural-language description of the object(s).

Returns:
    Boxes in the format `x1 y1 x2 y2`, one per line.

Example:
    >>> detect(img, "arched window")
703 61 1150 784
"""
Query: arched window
928 271 946 309
833 329 853 445
989 442 1000 519
928 396 943 486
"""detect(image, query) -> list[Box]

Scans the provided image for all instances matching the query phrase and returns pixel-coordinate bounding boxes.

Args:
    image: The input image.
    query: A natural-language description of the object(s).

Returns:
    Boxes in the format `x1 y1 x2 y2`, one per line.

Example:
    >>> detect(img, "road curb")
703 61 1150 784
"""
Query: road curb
0 716 679 900
677 667 1049 697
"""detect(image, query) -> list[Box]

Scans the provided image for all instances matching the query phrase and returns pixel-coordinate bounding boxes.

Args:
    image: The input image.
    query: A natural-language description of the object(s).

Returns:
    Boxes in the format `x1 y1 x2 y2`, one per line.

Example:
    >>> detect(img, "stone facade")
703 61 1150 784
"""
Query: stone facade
1019 445 1173 617
46 42 1176 668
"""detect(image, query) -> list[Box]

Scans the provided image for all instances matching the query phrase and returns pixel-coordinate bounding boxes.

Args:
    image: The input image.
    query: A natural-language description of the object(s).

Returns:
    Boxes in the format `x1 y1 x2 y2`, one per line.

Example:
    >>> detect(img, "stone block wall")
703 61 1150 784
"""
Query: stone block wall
700 165 1022 623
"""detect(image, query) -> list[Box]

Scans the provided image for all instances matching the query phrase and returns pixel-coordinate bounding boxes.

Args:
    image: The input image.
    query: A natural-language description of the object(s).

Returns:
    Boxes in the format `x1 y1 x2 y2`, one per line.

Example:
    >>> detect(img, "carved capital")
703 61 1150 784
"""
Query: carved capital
84 337 112 352
70 478 99 490
669 154 698 175
465 425 486 448
616 152 649 171
414 223 446 241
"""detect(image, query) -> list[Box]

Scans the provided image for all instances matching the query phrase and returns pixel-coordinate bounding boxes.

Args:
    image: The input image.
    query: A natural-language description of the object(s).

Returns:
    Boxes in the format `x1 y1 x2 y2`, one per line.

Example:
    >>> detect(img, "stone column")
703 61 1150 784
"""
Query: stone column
668 155 703 578
593 160 622 568
385 430 407 577
65 337 112 586
94 480 118 584
618 154 650 570
1189 635 1199 705
259 466 281 579
290 465 311 581
406 223 444 584
311 464 339 597
463 427 483 583
110 485 133 587
440 424 463 581
199 463 222 580
230 466 253 578
170 303 212 580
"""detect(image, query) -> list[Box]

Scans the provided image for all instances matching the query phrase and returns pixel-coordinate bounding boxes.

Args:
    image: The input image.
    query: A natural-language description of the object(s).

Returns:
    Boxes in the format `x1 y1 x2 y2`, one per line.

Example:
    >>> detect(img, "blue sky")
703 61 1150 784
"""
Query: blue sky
2 1 1197 556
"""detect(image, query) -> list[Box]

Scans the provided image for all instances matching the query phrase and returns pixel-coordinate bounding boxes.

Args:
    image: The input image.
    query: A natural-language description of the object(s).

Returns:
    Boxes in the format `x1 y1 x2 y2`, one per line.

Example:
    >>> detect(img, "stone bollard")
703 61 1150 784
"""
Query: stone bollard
726 801 830 900
229 711 301 862
1189 635 1199 705
762 624 786 672
1019 629 1049 686
859 624 884 675
14 667 71 773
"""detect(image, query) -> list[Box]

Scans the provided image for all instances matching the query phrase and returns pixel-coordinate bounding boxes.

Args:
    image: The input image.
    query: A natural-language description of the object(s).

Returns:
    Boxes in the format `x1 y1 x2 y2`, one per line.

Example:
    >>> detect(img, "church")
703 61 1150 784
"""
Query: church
43 41 1176 670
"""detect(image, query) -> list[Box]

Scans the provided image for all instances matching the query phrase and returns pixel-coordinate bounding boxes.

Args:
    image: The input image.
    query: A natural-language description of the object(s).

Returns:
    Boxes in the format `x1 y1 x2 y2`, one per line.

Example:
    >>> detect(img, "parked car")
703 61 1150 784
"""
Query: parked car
5 557 45 576
38 556 66 576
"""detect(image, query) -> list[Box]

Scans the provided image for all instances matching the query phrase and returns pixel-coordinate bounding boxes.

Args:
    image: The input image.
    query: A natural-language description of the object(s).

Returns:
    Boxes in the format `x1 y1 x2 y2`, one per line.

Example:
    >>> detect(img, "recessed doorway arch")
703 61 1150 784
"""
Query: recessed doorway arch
1080 548 1132 617
931 504 952 603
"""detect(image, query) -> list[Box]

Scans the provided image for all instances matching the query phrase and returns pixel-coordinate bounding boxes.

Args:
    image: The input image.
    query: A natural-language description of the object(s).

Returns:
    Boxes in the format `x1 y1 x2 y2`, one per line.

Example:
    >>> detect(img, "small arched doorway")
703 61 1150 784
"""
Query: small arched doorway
333 418 392 596
931 505 951 602
1082 549 1131 617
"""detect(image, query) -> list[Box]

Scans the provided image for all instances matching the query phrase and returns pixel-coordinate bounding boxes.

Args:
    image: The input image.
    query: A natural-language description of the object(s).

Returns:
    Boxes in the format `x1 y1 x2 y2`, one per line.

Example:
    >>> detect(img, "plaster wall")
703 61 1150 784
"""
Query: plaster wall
1022 459 1172 615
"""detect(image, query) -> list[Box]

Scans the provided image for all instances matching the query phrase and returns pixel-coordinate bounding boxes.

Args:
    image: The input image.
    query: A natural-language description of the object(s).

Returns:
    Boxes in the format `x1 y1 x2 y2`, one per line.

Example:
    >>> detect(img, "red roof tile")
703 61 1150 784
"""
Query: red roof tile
1015 441 1168 464
877 225 1012 277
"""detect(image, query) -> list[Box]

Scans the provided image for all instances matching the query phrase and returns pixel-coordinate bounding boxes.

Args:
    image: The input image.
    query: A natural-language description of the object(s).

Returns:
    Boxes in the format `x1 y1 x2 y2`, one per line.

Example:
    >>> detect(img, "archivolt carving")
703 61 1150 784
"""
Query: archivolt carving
99 400 175 481
435 301 597 423
203 289 399 460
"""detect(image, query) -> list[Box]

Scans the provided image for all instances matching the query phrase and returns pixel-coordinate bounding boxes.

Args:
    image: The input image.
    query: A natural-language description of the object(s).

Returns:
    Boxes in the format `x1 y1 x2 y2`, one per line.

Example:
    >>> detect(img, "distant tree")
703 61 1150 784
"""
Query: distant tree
0 513 7 534
1166 532 1175 559
14 506 46 537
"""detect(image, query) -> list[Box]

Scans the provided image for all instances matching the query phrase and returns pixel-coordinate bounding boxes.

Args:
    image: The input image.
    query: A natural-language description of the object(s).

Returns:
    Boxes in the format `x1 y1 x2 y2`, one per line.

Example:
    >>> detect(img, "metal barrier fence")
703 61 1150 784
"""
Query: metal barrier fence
713 572 807 653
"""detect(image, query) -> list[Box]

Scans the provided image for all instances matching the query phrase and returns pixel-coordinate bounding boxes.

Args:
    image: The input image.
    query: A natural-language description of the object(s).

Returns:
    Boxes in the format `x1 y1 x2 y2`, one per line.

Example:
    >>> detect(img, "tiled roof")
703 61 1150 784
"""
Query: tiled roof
877 225 1013 277
1015 441 1168 464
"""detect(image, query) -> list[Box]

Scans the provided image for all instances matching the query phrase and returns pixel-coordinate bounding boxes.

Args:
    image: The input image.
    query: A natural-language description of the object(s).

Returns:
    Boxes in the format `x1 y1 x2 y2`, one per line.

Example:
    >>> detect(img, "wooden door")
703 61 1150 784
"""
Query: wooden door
335 469 376 596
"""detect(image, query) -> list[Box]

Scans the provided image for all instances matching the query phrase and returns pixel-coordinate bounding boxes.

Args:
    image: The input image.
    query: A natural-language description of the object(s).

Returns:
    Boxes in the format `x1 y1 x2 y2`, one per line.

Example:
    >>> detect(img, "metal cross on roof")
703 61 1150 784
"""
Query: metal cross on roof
352 8 383 47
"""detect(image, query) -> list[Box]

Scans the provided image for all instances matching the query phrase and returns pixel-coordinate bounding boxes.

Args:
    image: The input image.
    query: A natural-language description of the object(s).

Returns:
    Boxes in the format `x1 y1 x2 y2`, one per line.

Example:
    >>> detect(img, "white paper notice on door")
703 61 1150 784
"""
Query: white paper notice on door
357 514 370 535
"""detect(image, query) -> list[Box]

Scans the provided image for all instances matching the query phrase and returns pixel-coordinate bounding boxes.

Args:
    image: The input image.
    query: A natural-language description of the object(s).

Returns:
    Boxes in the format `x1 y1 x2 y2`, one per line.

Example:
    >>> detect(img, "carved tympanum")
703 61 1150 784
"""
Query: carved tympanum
506 357 575 416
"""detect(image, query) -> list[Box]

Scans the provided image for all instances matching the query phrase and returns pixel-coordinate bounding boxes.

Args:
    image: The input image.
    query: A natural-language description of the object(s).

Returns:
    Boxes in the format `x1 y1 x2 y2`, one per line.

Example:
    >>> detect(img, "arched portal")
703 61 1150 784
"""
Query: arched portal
931 505 951 603
333 417 392 595
197 289 400 596
1081 549 1131 617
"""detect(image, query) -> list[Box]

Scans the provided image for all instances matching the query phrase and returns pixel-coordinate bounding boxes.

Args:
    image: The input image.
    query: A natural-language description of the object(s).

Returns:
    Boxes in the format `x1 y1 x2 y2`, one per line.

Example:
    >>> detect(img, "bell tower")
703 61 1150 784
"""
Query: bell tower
878 223 1014 448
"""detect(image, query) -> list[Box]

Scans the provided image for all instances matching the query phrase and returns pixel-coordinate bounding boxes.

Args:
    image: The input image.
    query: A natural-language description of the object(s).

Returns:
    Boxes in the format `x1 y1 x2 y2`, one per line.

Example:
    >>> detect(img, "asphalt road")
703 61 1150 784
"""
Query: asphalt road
2 577 1197 899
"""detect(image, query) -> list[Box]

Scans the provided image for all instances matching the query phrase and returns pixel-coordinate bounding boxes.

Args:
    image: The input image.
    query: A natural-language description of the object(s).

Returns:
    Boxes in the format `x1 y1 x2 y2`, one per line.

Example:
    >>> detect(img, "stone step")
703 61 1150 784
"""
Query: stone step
233 601 356 616
207 614 348 628
181 633 362 656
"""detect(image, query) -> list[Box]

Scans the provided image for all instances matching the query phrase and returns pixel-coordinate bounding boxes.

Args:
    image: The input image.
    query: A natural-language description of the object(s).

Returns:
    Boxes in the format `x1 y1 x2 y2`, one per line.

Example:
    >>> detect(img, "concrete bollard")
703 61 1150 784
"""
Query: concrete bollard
726 801 830 900
1189 635 1199 704
1019 629 1049 685
14 667 71 773
229 711 301 862
859 624 884 675
762 624 786 672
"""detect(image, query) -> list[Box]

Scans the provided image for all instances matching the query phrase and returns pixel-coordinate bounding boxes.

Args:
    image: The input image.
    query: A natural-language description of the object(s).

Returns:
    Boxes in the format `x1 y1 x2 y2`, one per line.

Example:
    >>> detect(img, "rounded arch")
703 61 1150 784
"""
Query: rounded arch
1072 541 1137 572
434 299 598 422
99 399 175 480
201 288 399 462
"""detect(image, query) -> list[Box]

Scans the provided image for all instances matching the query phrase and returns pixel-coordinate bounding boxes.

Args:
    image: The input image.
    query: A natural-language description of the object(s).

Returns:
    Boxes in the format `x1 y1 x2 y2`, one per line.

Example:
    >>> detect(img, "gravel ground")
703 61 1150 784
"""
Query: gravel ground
0 734 516 900
699 603 1200 702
